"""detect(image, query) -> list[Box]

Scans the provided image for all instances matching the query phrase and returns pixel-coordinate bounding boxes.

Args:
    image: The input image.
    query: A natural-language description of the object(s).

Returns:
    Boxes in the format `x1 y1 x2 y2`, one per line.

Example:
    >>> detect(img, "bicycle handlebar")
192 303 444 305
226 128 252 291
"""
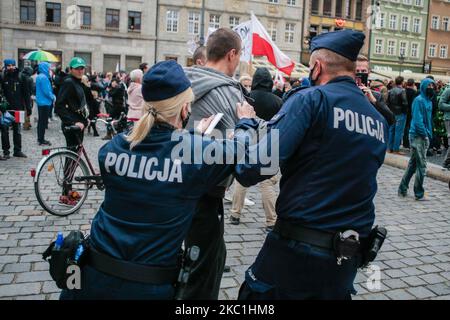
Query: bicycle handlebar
63 125 82 133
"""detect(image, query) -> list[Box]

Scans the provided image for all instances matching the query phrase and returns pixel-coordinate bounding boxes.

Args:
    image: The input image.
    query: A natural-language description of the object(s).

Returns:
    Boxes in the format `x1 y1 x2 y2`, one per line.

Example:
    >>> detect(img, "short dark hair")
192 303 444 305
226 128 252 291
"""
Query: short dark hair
426 75 434 80
206 28 242 62
407 78 415 86
395 76 404 86
139 62 148 72
193 46 206 64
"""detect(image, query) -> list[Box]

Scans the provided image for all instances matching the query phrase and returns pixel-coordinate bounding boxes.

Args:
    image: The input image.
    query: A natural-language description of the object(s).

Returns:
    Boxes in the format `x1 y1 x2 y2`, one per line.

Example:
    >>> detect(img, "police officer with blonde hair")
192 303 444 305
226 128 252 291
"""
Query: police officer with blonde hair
60 60 258 300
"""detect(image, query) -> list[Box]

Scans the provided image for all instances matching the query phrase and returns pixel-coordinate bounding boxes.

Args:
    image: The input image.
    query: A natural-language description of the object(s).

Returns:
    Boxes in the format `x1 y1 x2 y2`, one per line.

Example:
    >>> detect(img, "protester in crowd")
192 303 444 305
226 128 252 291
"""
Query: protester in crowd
230 67 282 232
54 57 89 204
139 62 150 74
35 62 55 146
53 66 67 99
282 77 311 102
403 78 418 149
103 78 125 140
193 46 207 66
272 81 284 99
183 28 252 300
86 75 101 137
387 76 408 154
59 60 258 300
126 69 144 121
355 55 394 126
398 78 435 201
22 66 34 130
0 59 30 158
239 74 252 93
439 84 450 169
431 82 445 154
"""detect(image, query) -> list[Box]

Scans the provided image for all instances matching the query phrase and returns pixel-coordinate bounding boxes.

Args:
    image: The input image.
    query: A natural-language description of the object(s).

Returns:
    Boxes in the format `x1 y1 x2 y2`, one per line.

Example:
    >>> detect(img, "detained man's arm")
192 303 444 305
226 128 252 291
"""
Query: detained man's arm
234 92 318 187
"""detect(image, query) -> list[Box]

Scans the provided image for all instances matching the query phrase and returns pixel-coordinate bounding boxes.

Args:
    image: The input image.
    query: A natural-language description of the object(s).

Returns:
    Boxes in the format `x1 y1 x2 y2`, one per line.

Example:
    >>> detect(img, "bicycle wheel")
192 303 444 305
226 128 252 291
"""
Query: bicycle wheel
34 151 90 216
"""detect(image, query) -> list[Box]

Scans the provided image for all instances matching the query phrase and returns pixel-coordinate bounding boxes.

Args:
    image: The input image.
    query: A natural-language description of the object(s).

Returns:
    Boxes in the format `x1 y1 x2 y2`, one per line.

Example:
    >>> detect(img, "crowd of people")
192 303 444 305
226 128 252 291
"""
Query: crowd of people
0 26 449 301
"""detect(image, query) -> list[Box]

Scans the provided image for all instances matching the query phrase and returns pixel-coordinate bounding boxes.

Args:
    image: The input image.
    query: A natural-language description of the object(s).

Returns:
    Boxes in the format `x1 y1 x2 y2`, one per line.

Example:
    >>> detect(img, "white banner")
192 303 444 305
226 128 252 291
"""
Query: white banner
234 20 252 63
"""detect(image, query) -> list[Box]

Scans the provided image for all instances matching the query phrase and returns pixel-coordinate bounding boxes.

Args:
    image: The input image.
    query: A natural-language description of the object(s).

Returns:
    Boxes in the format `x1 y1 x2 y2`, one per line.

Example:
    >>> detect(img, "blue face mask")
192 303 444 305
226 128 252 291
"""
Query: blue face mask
309 63 317 87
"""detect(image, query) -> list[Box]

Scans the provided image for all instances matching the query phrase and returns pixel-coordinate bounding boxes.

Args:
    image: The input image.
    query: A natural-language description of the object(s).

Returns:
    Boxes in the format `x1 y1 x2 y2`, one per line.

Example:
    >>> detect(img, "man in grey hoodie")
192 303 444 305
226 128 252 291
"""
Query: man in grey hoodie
183 28 246 299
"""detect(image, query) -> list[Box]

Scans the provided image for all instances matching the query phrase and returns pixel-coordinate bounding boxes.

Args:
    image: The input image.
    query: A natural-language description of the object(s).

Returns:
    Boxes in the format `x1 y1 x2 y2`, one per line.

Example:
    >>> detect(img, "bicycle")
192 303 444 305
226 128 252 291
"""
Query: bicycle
32 113 128 216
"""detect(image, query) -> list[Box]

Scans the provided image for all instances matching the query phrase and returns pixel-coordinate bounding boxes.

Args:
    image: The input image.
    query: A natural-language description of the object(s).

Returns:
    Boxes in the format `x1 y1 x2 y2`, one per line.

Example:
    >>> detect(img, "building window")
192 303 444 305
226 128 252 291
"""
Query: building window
311 0 319 15
287 0 296 5
377 12 386 29
104 54 120 73
268 0 279 3
355 0 363 21
399 41 408 57
411 43 419 58
209 14 220 29
125 56 142 72
79 6 91 28
401 16 409 32
389 14 398 30
309 25 318 38
440 45 448 59
165 56 178 62
442 17 449 31
387 40 396 56
414 0 423 6
285 23 295 43
268 21 277 41
188 11 200 34
323 0 332 16
46 2 61 25
20 0 36 23
345 0 352 19
128 11 141 32
335 0 343 18
429 44 437 57
412 17 421 33
166 10 179 32
229 16 240 29
106 9 120 30
322 26 331 33
431 16 439 30
375 38 383 54
403 0 412 4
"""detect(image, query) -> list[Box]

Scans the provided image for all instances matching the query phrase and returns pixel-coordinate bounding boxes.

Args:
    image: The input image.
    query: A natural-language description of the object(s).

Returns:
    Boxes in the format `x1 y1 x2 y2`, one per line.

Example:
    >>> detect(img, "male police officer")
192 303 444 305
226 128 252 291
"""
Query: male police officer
235 30 388 300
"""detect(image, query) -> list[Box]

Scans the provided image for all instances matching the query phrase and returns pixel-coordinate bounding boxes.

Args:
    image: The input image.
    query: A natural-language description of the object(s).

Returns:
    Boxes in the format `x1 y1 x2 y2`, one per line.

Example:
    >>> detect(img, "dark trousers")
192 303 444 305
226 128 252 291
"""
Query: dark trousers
37 106 51 143
62 125 84 195
238 231 359 300
1 122 22 155
60 265 175 300
183 194 226 300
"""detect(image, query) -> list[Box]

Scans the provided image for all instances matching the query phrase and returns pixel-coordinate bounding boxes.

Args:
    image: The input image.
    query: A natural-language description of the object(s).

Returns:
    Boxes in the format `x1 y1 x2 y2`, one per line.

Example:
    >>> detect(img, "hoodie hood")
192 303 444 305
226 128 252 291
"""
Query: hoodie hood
251 68 273 92
22 66 33 77
38 62 51 78
184 66 241 102
419 78 435 100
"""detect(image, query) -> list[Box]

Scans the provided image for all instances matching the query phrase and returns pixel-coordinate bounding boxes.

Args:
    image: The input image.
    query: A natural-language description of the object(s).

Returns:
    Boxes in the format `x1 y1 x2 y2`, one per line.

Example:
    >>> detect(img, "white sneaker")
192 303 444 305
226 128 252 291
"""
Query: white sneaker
244 198 255 206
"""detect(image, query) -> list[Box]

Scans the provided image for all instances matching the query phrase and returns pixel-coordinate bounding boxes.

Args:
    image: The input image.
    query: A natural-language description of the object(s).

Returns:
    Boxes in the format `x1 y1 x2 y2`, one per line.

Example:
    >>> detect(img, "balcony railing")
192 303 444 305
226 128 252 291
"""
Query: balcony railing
105 26 119 32
20 20 36 25
45 21 61 27
81 25 91 30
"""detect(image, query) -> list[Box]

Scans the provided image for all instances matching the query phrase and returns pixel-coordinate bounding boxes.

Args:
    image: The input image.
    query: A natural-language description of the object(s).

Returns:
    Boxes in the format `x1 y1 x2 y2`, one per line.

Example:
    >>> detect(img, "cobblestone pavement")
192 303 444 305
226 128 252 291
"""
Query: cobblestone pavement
0 120 449 300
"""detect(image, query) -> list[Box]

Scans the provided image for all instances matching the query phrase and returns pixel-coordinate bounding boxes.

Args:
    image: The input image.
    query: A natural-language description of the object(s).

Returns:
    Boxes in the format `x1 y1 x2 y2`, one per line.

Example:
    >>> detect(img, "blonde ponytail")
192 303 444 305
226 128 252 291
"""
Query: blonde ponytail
126 88 194 150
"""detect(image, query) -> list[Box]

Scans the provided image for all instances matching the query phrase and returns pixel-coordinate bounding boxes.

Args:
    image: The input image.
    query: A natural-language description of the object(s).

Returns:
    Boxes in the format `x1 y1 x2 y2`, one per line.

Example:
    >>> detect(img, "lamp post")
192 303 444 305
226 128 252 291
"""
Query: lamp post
398 53 405 77
199 0 206 46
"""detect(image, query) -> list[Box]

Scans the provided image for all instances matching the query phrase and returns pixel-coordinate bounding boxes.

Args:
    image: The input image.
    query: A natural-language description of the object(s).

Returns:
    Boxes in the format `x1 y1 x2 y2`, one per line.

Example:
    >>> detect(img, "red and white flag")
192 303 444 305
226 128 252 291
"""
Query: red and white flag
251 13 295 76
11 110 25 123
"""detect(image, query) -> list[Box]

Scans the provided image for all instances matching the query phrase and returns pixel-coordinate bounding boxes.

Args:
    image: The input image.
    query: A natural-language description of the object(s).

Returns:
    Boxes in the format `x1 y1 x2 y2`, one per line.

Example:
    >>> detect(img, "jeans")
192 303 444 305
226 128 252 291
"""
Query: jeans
37 105 51 143
1 122 22 155
399 136 430 199
388 113 406 152
444 120 450 166
238 232 359 300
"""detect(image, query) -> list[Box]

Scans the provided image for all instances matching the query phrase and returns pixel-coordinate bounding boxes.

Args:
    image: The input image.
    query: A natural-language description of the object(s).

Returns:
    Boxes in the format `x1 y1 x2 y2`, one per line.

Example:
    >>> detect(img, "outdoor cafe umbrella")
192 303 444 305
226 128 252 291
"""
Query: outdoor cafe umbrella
23 50 59 63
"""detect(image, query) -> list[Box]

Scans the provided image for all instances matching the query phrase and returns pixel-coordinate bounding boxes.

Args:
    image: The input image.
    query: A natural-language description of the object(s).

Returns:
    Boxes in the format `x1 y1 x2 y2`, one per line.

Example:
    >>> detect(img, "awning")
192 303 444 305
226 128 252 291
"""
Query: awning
248 56 309 79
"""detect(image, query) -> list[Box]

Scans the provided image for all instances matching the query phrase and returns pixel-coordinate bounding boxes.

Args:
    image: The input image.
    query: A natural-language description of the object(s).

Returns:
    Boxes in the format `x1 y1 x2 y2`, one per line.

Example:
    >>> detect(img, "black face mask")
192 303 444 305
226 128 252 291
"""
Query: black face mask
182 111 191 128
309 64 317 87
426 88 435 99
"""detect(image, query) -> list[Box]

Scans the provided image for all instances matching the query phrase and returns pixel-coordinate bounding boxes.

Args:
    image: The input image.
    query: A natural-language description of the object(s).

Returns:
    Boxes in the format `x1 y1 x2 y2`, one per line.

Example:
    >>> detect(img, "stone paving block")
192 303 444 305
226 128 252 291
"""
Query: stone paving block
0 274 14 285
417 264 442 273
3 263 31 273
419 274 447 285
384 289 415 300
15 295 47 300
400 257 423 266
406 286 436 299
402 276 427 287
401 267 424 276
220 278 237 289
383 279 408 290
0 283 41 297
42 281 59 294
19 254 43 263
0 255 19 264
384 269 408 279
426 283 450 296
362 293 390 300
15 271 52 283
